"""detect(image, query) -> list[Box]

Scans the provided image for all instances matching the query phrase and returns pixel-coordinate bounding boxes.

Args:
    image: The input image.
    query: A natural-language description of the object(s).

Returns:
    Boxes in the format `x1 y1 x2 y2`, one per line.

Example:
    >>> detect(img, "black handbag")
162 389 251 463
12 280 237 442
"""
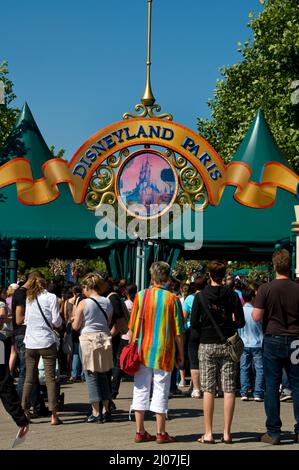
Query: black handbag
199 293 244 363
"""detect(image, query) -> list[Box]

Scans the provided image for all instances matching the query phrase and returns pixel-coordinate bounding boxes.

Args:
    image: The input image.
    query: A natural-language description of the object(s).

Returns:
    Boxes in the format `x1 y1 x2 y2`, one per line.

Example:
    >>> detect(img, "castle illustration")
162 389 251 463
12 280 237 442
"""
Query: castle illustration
123 156 173 211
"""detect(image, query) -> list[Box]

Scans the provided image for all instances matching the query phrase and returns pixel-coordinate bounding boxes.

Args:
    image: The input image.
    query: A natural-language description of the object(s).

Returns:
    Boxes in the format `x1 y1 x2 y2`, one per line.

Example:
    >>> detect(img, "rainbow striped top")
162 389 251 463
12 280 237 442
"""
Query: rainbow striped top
129 286 185 372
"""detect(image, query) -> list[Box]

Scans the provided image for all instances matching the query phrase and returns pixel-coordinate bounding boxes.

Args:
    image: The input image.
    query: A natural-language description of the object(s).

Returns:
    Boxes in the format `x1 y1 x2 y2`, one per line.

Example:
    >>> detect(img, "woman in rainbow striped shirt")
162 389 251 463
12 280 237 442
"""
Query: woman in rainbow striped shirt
128 261 185 444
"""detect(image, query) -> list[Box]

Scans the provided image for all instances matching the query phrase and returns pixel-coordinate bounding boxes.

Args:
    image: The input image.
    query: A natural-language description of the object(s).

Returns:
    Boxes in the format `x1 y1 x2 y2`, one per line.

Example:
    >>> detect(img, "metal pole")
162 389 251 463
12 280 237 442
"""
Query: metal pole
135 240 141 290
9 239 18 284
141 0 155 106
141 241 145 290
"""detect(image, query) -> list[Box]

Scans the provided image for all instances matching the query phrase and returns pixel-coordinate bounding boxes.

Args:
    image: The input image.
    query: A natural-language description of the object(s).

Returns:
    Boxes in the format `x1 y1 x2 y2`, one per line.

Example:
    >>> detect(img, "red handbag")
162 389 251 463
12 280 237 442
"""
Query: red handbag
120 289 148 376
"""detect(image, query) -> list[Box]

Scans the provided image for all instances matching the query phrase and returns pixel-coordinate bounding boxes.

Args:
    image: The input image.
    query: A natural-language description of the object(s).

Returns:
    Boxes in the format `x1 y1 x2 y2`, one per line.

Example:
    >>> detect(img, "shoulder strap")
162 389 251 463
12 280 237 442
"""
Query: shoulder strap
136 289 148 339
88 297 109 324
198 293 226 342
36 297 53 331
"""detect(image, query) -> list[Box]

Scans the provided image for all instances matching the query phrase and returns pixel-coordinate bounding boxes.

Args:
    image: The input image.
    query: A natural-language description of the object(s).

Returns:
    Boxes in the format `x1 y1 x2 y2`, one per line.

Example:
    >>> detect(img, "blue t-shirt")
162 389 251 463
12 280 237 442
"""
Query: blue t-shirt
238 303 263 348
182 294 195 329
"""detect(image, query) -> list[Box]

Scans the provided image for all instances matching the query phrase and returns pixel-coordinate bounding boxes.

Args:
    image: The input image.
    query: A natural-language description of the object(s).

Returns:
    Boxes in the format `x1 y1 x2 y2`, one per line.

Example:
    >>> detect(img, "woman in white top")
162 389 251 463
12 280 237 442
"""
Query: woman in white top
22 274 62 425
72 273 113 423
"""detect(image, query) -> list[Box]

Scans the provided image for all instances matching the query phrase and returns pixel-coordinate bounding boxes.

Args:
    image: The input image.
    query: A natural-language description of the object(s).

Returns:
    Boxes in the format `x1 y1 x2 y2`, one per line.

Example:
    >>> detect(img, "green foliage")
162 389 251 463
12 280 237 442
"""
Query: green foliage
49 145 66 159
197 0 299 171
173 259 206 281
247 269 271 283
0 61 19 150
18 258 107 283
48 258 67 276
85 258 107 274
173 259 272 282
21 266 52 282
0 62 66 161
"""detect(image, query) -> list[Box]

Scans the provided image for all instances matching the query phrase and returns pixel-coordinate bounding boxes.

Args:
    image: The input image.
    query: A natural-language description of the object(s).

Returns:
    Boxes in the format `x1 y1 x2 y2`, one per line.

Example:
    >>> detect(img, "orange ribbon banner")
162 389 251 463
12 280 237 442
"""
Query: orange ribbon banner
0 119 298 208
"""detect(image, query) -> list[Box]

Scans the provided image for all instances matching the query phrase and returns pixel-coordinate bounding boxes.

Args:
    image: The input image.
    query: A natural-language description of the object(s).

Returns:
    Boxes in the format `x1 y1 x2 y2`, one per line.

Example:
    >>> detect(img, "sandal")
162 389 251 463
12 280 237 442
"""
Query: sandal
221 436 233 444
197 435 216 444
156 432 176 444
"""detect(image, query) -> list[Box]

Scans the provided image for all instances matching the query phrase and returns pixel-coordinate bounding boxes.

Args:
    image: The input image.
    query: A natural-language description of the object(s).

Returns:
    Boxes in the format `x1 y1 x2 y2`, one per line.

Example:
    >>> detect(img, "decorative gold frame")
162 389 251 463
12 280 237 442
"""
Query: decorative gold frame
115 148 179 221
85 148 129 210
85 145 209 213
165 149 209 211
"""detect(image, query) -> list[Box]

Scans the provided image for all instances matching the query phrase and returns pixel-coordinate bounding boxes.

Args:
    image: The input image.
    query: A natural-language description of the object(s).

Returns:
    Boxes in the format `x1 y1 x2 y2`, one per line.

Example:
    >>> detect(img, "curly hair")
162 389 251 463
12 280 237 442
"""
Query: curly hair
26 274 47 303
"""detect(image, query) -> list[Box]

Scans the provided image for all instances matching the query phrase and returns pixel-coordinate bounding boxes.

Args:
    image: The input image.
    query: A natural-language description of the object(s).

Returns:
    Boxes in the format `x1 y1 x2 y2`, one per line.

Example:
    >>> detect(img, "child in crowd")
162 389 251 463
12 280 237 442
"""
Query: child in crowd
239 288 264 401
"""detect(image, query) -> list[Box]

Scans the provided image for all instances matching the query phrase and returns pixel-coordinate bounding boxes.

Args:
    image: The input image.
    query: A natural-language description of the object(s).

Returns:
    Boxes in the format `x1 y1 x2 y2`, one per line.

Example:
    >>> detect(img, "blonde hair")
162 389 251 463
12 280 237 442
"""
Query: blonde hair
26 275 47 303
150 261 170 284
7 285 18 297
81 273 105 294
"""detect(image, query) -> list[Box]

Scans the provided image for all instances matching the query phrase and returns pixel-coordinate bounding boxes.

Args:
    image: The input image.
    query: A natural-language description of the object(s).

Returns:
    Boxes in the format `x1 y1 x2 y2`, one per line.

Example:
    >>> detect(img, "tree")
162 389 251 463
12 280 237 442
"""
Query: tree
0 61 19 151
173 259 206 281
0 62 65 160
197 0 299 171
49 145 66 159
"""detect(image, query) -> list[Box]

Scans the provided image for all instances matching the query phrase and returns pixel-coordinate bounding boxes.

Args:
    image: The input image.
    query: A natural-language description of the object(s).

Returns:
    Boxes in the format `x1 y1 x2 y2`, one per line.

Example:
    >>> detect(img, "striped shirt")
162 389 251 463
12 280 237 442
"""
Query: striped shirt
128 286 185 372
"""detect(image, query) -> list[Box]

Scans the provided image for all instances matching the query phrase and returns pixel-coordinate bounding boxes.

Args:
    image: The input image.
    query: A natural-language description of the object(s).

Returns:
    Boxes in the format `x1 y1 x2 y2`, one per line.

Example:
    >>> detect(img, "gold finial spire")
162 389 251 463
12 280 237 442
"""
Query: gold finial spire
141 0 155 106
123 0 173 120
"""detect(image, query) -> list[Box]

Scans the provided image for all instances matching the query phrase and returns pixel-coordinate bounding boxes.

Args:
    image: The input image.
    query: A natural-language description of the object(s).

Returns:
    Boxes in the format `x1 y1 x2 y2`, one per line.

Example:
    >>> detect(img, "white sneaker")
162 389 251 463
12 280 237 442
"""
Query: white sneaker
241 396 249 401
254 397 263 402
191 389 201 398
177 382 186 389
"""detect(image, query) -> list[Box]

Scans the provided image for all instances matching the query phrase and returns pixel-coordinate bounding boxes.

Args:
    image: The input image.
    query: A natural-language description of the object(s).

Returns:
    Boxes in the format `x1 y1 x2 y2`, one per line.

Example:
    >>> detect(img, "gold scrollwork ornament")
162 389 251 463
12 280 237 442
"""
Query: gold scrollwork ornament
180 167 204 194
123 103 173 121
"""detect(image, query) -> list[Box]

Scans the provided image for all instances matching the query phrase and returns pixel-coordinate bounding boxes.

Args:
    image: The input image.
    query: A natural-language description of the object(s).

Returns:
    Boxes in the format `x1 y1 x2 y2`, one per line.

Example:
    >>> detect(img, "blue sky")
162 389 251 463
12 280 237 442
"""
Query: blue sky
1 0 263 159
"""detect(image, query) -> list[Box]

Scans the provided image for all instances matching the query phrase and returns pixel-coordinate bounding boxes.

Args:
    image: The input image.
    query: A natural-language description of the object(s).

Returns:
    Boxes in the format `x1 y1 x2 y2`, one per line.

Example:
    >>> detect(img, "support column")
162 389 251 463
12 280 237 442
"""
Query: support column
135 240 141 291
9 239 18 284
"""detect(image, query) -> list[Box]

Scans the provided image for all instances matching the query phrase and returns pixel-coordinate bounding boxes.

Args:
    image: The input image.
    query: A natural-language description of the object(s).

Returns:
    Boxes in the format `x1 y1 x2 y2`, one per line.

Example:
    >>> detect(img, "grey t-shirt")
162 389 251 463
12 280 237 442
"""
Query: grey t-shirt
81 296 113 335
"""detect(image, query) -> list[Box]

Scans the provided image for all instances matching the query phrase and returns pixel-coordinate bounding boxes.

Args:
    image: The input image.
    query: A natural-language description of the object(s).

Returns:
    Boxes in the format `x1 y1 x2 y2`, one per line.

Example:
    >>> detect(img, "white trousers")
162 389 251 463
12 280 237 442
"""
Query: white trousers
131 365 171 414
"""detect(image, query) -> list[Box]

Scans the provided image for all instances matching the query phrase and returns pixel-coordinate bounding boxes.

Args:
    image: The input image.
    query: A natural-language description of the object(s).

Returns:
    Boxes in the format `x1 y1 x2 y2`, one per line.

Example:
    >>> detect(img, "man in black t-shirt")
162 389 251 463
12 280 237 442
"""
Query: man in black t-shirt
253 249 299 445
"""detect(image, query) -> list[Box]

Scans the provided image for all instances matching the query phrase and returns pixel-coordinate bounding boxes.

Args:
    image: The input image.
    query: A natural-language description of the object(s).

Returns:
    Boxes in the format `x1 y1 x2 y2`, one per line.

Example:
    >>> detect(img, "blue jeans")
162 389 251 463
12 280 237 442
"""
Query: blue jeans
263 335 299 437
84 371 111 404
71 343 82 379
282 368 292 396
240 347 264 398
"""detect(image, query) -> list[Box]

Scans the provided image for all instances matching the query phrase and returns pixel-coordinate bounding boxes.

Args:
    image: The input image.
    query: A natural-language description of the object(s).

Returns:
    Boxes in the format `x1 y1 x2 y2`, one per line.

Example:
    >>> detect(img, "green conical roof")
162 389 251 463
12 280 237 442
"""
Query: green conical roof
0 102 51 179
231 109 292 181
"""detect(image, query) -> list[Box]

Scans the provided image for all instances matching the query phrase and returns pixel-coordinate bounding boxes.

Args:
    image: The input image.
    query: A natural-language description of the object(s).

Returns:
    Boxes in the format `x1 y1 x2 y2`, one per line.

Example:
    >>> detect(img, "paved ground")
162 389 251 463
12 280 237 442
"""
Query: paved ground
0 380 297 450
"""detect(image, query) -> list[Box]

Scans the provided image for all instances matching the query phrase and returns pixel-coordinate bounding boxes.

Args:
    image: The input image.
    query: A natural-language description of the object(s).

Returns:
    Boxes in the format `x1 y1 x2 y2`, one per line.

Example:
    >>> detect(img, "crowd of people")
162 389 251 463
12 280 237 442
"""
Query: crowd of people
0 248 298 446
